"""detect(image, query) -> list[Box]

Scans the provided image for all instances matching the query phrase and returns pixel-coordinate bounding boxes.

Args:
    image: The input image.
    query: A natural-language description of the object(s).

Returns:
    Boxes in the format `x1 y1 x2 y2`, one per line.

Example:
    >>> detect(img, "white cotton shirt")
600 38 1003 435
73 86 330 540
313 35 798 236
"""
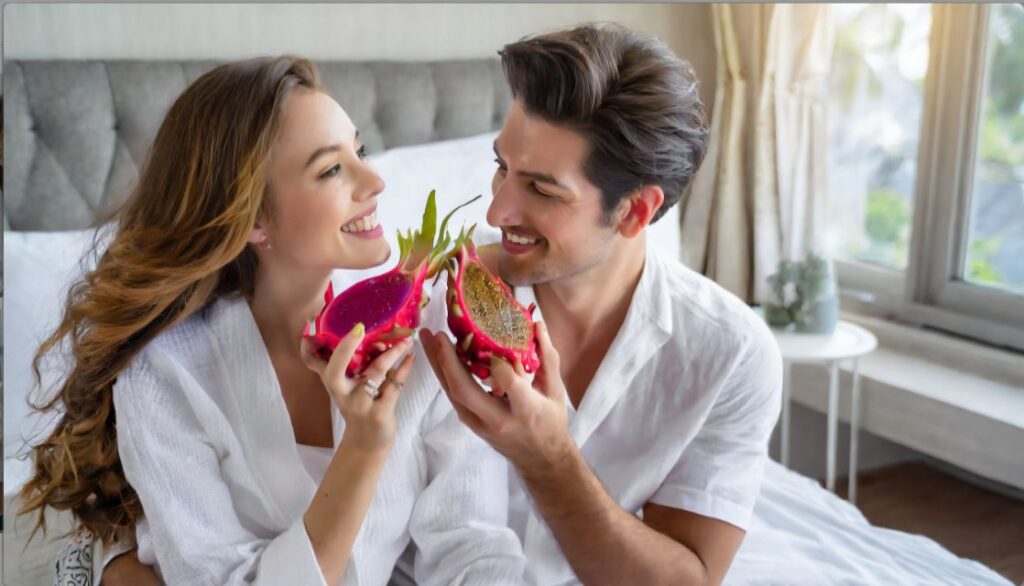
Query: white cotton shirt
110 272 527 586
509 248 784 586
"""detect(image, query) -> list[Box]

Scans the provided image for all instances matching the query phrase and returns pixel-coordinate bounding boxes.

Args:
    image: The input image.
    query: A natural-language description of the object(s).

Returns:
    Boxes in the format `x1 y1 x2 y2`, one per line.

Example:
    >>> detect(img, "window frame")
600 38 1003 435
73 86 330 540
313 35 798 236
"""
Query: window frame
836 3 1024 352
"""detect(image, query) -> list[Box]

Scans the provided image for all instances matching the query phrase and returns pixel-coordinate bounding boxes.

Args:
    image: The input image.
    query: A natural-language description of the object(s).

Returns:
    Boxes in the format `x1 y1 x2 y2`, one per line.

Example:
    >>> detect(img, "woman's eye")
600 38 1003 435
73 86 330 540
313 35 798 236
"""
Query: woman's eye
494 158 508 173
357 145 367 160
320 164 342 180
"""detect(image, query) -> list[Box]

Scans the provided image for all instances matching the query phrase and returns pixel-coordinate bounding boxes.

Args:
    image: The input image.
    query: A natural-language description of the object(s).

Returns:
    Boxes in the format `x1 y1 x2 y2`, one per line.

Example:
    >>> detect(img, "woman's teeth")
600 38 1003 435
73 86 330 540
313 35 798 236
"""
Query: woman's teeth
342 213 379 233
506 231 541 245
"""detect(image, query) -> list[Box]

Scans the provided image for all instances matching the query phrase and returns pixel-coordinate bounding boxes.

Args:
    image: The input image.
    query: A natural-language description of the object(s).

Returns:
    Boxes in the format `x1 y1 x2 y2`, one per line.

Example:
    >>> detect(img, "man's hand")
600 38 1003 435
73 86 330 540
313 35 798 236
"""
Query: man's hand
419 320 576 474
102 549 162 586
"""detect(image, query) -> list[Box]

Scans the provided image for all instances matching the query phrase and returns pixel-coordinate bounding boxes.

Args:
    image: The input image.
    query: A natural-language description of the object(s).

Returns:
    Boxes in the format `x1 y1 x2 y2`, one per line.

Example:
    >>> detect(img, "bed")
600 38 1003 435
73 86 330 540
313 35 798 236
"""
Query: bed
3 59 1011 586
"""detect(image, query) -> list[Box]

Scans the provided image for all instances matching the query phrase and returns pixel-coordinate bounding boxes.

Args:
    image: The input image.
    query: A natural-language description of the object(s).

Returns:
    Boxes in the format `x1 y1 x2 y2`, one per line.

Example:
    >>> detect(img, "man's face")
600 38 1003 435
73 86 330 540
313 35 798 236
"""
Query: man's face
488 101 621 287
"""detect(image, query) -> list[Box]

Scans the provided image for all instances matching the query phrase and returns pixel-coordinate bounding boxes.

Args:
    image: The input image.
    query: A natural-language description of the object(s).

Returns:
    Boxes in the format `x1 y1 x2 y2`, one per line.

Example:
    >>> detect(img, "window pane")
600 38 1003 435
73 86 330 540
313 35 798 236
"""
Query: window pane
828 4 932 270
964 3 1024 294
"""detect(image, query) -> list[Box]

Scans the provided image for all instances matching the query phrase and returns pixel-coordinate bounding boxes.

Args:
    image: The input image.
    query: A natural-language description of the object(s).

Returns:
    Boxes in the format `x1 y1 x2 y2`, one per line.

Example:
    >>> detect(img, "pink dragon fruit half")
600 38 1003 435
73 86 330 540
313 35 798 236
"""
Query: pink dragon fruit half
443 225 541 380
303 190 479 376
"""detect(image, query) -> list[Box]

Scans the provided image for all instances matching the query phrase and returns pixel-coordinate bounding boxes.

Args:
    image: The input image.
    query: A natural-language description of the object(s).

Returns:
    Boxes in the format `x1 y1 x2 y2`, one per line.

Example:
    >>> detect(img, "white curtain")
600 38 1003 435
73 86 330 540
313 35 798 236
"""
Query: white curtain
681 4 835 303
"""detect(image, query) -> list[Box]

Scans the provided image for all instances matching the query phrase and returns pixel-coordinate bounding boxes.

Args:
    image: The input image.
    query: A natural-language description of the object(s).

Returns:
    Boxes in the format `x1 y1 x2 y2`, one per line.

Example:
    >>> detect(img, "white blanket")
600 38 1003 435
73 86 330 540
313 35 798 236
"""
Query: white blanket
727 459 1011 585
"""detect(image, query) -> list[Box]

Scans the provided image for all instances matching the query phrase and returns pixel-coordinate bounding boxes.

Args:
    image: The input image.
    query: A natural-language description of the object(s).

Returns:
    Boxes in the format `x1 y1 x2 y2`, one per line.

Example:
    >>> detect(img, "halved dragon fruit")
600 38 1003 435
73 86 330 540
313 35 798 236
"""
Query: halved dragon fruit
443 225 541 380
304 190 478 376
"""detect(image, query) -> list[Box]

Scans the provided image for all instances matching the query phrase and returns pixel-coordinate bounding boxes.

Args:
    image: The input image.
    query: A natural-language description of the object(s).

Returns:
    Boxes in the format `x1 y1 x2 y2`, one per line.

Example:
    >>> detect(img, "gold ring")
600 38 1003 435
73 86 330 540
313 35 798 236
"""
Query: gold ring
385 370 404 390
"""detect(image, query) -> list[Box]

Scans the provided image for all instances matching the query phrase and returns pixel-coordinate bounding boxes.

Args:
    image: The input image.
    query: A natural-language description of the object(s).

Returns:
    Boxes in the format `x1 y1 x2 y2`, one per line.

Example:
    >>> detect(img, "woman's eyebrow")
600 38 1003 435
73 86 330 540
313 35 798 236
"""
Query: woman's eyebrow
305 145 342 169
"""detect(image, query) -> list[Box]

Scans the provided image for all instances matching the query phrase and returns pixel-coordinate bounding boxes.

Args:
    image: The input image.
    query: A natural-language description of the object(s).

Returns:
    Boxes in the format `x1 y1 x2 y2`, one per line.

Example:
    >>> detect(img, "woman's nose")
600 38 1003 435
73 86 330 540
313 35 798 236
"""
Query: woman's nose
355 164 385 201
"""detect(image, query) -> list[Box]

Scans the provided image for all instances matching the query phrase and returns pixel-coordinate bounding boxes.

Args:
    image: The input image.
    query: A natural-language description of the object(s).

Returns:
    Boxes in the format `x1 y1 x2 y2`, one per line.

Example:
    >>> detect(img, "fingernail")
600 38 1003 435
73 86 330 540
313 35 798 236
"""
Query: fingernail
352 322 365 336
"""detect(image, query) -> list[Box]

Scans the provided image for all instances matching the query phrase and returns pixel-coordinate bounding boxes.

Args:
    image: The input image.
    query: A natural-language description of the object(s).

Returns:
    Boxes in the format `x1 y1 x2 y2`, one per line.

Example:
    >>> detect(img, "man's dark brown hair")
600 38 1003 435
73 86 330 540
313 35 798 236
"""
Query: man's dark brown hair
499 23 709 224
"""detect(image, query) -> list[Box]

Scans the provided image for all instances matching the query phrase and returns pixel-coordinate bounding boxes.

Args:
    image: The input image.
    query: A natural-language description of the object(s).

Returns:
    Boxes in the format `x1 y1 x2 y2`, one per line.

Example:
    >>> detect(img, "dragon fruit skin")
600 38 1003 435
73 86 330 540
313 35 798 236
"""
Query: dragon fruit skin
303 190 478 377
444 226 541 380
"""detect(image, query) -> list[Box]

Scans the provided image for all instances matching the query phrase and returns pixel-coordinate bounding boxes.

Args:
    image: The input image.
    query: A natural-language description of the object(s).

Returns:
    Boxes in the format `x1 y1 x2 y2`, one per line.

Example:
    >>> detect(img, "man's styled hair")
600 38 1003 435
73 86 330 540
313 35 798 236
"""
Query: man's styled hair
499 24 709 224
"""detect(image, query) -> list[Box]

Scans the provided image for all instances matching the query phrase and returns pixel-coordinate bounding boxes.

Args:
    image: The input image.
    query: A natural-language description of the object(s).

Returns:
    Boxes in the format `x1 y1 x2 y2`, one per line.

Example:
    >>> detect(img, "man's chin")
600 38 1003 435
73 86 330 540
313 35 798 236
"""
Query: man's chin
497 254 549 288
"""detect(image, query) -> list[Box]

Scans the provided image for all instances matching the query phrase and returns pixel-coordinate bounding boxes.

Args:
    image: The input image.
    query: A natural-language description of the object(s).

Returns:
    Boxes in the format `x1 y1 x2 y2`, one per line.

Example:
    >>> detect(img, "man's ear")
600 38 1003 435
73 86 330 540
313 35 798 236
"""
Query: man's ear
617 185 665 238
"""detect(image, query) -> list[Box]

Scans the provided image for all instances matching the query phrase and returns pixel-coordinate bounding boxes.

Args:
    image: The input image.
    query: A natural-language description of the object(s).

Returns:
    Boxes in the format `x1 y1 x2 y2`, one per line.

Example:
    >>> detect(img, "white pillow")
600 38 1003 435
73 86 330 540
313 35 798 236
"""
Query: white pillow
3 228 111 470
3 227 111 586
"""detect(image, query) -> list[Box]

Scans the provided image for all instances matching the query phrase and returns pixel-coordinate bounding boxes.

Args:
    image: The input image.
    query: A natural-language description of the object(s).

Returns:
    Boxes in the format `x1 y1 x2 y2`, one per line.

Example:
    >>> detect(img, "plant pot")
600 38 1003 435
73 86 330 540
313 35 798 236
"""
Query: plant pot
795 294 838 334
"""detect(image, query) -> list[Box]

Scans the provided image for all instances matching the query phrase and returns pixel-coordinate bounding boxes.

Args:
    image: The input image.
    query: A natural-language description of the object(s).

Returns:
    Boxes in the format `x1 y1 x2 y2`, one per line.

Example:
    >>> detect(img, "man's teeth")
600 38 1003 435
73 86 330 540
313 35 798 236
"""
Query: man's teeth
342 213 379 233
506 231 541 245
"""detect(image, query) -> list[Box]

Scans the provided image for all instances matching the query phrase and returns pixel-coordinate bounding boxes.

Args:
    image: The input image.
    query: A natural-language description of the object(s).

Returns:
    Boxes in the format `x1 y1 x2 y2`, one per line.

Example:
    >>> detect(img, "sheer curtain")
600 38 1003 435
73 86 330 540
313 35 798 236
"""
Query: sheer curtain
681 4 834 303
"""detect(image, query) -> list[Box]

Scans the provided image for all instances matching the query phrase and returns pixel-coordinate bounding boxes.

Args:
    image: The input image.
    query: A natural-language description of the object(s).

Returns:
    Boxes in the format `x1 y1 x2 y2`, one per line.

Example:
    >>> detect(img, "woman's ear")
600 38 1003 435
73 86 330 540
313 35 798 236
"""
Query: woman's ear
617 185 665 239
248 219 273 249
247 226 267 246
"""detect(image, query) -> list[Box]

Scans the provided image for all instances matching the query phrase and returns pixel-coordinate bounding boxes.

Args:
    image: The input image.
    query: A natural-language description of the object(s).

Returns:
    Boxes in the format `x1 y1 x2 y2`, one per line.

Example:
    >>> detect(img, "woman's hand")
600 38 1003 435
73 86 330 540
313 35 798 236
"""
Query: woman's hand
301 324 415 452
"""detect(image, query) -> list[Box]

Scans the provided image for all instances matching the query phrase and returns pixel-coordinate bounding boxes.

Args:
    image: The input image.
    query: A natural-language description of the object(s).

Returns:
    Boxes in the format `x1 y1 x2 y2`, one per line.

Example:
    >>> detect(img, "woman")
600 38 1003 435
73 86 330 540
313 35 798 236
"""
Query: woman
20 56 525 585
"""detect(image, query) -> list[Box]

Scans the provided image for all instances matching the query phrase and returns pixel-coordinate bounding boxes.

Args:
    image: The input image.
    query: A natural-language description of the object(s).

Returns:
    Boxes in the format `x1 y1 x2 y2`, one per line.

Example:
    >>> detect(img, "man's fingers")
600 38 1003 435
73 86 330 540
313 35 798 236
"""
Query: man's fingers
490 356 534 415
418 329 451 393
535 320 560 371
533 321 567 405
449 397 487 436
434 332 509 427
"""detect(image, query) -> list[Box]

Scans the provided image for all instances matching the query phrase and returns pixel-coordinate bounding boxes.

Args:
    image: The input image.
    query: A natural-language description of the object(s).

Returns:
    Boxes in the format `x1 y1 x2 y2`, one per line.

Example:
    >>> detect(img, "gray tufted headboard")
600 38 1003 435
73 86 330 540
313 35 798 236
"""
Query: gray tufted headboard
3 59 512 231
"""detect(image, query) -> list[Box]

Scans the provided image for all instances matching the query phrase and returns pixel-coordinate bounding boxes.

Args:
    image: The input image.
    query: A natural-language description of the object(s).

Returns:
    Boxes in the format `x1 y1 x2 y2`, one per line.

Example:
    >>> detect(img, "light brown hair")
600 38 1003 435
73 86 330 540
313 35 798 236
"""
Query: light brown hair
19 56 322 544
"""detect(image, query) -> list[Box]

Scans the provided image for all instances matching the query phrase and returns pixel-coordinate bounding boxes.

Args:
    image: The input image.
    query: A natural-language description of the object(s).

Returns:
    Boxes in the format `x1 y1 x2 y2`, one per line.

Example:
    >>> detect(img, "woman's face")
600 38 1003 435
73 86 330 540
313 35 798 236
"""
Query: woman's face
261 88 389 271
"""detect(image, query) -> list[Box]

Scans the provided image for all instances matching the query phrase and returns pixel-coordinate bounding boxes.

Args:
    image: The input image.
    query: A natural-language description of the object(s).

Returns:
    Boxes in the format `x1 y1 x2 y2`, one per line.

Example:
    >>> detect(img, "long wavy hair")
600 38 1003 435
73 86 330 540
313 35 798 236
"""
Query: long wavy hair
18 56 322 544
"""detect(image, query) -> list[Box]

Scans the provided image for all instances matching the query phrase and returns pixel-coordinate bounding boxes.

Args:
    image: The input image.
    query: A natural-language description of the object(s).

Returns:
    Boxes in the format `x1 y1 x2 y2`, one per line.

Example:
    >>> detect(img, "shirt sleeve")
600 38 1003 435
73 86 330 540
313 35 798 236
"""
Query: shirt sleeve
407 390 528 586
114 349 334 586
648 321 783 530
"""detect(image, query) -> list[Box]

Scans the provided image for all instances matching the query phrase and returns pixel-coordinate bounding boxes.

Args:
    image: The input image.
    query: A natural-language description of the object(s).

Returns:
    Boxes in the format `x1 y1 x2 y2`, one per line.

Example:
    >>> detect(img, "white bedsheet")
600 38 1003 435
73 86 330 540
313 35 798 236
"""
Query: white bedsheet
728 459 1012 585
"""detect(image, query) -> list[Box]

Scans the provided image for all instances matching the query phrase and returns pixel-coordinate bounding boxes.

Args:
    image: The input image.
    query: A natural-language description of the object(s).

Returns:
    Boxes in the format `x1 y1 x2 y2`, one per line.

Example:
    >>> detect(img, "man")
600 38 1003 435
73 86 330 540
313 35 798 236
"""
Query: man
420 24 783 586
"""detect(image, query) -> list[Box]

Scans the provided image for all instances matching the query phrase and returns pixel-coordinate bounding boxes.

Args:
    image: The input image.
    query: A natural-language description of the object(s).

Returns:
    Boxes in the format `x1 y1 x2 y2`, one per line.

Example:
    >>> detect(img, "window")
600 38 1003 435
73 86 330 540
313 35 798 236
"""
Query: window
829 4 932 270
964 3 1024 294
829 4 1024 351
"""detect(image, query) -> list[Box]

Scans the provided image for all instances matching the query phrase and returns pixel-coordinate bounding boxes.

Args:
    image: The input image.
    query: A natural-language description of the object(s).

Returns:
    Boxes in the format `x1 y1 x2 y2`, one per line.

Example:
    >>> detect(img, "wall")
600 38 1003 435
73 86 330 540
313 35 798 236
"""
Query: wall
3 3 716 106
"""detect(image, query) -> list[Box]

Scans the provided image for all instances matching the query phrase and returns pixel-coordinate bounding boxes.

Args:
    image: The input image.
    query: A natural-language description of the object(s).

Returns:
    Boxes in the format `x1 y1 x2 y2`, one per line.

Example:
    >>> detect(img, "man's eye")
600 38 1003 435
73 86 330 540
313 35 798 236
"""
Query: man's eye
357 145 367 160
531 184 555 199
320 164 342 179
494 158 508 172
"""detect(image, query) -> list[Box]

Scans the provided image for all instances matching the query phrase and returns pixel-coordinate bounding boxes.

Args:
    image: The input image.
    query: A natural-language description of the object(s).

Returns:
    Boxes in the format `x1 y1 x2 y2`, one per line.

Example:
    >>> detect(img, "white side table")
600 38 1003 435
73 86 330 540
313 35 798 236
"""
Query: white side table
770 321 878 503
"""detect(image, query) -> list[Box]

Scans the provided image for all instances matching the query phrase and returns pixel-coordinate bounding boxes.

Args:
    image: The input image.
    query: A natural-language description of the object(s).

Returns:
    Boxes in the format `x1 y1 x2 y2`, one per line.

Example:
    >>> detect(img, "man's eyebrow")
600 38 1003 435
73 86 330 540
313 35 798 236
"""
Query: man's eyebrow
305 145 342 169
492 141 570 190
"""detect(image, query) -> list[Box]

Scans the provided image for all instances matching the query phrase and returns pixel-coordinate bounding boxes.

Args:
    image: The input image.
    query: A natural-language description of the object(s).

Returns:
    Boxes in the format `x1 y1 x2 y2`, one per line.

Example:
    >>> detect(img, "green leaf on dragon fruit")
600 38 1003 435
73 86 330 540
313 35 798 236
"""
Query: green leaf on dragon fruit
415 190 438 254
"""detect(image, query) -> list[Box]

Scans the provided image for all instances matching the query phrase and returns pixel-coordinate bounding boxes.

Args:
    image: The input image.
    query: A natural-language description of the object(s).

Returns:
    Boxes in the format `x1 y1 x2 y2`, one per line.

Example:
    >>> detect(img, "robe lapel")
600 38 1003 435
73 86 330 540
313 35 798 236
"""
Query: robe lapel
214 296 318 529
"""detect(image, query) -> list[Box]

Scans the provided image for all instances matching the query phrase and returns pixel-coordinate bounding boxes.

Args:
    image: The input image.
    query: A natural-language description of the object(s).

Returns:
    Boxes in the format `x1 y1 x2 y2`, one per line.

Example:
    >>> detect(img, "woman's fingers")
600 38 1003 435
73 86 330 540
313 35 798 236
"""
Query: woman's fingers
377 352 415 410
299 338 326 376
361 338 414 385
323 323 367 390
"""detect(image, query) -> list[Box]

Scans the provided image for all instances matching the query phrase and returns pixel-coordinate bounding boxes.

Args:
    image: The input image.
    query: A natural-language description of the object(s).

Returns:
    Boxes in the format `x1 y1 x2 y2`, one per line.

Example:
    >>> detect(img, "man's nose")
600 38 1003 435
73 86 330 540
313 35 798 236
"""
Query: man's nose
487 181 524 228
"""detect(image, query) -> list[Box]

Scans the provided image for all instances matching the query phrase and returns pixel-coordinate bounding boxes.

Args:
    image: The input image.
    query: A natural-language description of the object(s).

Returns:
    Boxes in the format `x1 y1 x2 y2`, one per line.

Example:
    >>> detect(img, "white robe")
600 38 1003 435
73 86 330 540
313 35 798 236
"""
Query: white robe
110 276 527 586
510 249 784 585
